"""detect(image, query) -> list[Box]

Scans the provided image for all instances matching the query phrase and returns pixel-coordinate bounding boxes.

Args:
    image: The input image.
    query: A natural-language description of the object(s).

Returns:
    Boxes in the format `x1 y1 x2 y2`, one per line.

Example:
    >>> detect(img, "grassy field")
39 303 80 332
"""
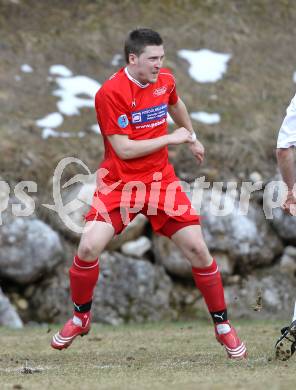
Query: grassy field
0 320 295 390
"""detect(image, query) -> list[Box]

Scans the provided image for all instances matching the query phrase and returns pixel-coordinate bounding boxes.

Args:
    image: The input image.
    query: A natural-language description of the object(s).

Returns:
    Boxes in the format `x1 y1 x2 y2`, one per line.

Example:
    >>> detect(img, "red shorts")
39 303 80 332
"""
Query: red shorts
85 177 200 238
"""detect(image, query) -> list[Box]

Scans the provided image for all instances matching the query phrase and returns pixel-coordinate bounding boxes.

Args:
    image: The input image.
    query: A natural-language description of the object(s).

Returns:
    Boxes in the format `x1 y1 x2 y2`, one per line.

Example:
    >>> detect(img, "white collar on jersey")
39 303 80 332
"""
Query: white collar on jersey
124 67 150 88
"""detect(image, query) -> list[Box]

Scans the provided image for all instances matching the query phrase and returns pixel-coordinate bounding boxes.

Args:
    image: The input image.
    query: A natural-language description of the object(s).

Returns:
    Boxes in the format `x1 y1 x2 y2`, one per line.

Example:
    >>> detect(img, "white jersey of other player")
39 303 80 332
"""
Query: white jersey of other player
277 93 296 148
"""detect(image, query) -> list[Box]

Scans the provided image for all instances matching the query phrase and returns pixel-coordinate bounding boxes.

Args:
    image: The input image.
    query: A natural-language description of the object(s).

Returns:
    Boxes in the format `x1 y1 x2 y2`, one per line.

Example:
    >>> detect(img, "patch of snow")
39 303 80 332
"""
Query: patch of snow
36 112 64 128
190 112 221 124
167 113 174 125
36 65 102 139
178 49 231 83
49 65 73 77
90 124 101 134
42 128 85 139
21 64 33 73
53 76 101 116
111 54 123 67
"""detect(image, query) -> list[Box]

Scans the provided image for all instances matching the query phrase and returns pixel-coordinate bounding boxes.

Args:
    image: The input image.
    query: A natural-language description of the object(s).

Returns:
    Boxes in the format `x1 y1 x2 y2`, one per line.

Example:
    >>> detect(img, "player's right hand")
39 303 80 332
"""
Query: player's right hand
282 190 296 216
168 127 195 145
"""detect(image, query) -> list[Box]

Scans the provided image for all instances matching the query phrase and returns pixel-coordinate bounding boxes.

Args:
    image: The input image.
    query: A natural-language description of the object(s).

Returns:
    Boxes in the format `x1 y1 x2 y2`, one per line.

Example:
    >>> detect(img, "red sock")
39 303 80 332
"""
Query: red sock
192 259 227 318
69 255 99 320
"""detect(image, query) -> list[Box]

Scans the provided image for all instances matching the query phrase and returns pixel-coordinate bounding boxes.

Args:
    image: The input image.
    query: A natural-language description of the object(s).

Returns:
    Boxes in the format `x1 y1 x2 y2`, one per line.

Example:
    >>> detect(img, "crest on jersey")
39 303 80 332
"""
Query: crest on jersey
117 114 129 128
153 86 167 96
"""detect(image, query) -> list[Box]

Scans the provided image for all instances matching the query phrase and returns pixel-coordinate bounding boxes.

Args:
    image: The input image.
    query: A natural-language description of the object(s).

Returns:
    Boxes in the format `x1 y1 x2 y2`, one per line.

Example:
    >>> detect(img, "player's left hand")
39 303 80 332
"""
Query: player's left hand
189 139 204 164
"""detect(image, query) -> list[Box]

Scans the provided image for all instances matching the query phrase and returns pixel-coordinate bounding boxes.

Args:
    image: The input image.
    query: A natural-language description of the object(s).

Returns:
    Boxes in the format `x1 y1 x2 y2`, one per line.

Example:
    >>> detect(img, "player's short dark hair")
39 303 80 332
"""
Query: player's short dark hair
124 28 163 63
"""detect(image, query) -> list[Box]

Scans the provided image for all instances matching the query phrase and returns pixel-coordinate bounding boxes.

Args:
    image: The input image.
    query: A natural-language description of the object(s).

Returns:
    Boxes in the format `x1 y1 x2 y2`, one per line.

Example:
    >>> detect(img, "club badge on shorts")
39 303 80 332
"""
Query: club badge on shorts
118 114 129 128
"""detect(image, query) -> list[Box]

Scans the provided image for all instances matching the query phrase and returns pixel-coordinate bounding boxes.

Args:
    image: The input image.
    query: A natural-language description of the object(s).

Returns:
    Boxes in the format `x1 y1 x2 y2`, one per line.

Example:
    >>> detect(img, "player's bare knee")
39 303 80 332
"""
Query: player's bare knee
187 242 211 266
78 241 102 261
190 241 207 257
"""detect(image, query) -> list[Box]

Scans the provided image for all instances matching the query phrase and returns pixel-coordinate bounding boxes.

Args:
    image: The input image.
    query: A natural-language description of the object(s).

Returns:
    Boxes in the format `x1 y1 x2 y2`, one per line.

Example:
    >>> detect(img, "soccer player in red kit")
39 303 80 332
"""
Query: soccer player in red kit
51 28 247 359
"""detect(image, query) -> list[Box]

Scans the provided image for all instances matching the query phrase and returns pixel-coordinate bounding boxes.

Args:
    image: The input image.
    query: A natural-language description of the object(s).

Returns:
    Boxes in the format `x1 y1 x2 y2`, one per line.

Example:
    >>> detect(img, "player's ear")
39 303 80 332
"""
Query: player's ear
129 53 138 65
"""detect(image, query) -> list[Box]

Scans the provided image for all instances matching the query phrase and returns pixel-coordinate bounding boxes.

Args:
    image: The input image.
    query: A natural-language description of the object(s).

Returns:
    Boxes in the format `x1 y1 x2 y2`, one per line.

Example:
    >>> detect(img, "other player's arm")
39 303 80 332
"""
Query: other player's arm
107 128 194 160
168 97 204 163
276 146 296 214
276 147 295 191
276 95 296 215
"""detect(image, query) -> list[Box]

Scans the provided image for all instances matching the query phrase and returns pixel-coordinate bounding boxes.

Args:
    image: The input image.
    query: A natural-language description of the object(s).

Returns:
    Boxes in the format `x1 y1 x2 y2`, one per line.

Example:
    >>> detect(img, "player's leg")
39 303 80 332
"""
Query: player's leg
70 220 115 323
169 224 226 322
275 301 296 361
166 223 247 359
51 219 116 350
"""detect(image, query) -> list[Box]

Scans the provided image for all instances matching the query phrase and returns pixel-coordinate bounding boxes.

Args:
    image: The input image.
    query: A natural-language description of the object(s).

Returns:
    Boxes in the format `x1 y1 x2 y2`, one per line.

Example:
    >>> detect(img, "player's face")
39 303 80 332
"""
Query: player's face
132 45 165 84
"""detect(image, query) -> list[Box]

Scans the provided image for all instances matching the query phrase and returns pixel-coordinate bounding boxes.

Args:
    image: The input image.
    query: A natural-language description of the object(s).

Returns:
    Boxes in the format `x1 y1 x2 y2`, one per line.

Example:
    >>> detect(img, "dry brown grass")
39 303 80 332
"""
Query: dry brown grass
0 320 295 390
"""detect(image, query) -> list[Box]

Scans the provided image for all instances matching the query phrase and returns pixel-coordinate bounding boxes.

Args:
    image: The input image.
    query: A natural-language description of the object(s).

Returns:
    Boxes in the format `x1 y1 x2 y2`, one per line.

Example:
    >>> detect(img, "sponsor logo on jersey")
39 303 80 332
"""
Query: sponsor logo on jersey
153 86 167 96
117 114 129 128
131 104 168 125
134 118 166 129
132 112 142 123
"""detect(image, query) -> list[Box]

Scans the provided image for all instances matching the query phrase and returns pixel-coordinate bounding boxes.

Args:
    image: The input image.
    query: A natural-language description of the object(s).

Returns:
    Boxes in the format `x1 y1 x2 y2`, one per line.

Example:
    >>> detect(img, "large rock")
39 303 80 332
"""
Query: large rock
121 236 152 258
0 287 23 328
263 175 296 242
279 246 296 274
93 252 175 324
152 184 282 277
31 252 176 324
269 208 296 243
41 174 97 241
30 263 72 321
153 234 235 279
0 209 64 284
153 235 193 278
191 186 283 270
224 266 296 320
